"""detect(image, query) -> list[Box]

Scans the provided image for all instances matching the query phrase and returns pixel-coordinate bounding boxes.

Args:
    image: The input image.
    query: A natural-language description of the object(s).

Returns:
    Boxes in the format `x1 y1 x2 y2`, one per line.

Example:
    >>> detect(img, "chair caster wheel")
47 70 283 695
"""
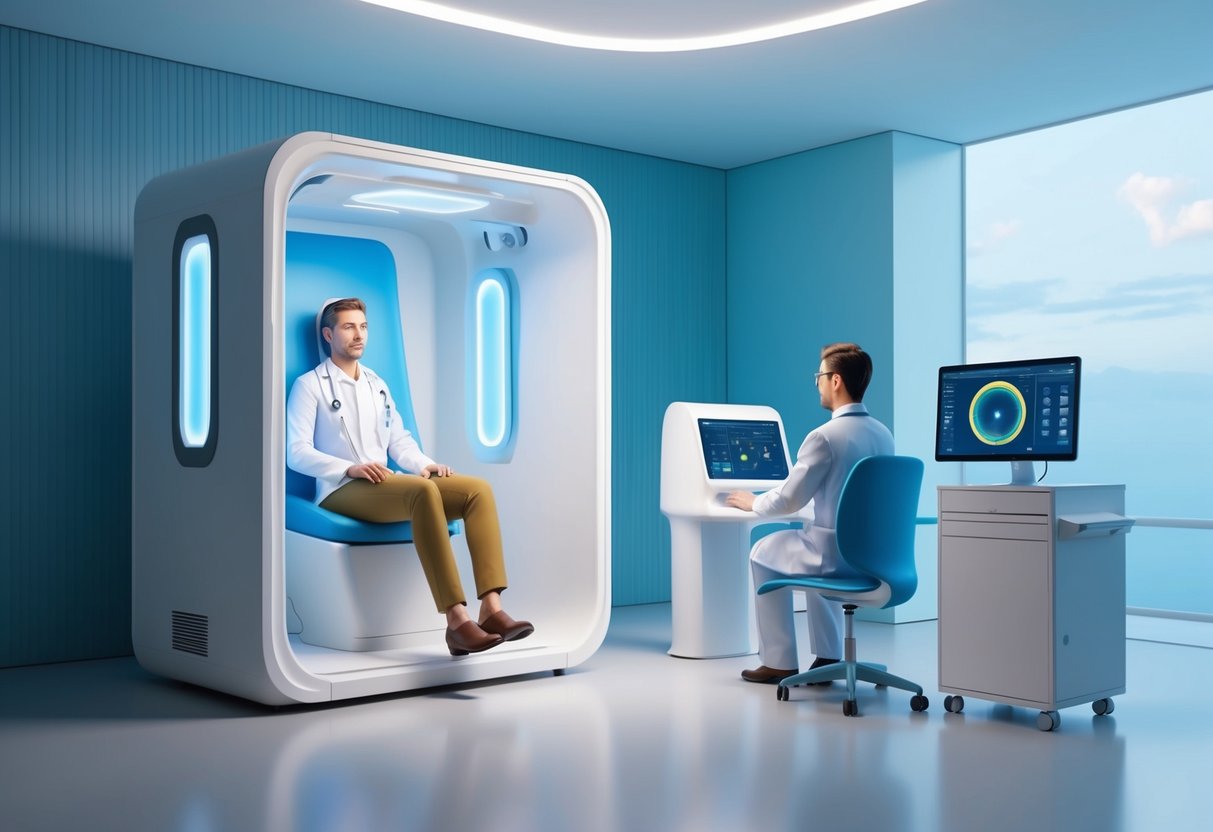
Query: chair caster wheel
910 694 929 712
944 695 964 713
843 699 858 717
1092 698 1114 716
1037 710 1060 731
776 685 789 701
552 668 565 677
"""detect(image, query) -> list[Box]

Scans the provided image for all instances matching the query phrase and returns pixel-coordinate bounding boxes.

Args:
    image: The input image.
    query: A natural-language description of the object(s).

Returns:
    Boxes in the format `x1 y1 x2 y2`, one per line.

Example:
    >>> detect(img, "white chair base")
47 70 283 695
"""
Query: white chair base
285 530 442 652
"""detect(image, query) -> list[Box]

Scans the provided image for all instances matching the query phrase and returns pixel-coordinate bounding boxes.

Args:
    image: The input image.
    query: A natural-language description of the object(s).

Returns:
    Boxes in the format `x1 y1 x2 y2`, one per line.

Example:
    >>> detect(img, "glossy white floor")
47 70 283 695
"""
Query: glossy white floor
1 604 1210 832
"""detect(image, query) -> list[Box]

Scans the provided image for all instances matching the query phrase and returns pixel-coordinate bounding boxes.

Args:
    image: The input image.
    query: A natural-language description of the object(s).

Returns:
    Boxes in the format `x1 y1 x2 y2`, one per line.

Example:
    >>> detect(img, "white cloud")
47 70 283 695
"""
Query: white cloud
967 218 1022 256
1119 172 1213 246
1173 199 1213 240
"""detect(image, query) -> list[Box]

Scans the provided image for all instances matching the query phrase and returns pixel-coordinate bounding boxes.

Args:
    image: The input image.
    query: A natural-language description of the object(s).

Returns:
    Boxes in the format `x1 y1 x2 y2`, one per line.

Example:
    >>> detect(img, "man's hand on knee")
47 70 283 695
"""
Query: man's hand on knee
420 463 454 479
347 462 393 483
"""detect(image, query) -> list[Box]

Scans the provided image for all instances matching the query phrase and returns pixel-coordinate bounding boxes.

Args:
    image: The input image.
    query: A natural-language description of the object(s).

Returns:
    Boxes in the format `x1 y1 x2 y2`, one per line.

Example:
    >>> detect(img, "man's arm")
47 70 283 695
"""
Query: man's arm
383 386 438 474
286 375 359 482
750 431 831 517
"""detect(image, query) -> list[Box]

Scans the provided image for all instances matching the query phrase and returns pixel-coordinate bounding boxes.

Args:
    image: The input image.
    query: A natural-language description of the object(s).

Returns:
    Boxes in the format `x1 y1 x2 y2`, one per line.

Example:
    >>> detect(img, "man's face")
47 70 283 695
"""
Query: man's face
324 309 368 363
816 361 836 411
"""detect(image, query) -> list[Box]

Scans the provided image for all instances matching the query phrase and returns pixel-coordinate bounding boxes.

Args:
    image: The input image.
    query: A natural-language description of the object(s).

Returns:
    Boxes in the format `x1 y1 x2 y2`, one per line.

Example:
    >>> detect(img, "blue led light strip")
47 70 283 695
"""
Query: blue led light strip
475 276 509 447
180 235 212 448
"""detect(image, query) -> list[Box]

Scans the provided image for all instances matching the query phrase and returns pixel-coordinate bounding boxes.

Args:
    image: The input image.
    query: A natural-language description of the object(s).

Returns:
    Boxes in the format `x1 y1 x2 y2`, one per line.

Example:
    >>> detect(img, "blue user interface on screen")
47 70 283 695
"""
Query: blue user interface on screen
698 419 789 480
936 357 1080 461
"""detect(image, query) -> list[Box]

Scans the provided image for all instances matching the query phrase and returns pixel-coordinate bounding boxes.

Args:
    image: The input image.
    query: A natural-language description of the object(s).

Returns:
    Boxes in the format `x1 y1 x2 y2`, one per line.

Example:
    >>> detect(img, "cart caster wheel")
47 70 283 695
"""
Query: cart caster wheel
843 699 858 717
1037 710 1060 732
944 695 965 714
910 694 929 712
776 685 789 702
1092 698 1115 716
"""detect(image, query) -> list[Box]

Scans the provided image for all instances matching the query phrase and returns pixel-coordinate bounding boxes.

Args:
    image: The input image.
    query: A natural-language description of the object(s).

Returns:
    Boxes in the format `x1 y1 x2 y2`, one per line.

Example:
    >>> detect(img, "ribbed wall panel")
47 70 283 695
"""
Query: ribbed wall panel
0 24 726 667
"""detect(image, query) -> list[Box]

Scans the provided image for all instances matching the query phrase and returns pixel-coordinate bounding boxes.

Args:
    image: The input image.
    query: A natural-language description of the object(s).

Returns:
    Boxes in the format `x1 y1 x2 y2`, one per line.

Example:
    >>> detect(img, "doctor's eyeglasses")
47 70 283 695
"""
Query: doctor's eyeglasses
814 371 838 383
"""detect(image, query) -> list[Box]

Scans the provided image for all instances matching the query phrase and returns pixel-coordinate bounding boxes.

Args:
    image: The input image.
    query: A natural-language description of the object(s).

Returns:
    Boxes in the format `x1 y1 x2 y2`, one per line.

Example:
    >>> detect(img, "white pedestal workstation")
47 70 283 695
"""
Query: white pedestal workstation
660 402 795 658
937 484 1134 730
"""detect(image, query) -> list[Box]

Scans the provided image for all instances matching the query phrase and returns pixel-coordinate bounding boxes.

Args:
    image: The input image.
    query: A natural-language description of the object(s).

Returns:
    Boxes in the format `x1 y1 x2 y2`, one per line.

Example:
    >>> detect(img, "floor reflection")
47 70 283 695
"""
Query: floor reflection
0 606 1209 832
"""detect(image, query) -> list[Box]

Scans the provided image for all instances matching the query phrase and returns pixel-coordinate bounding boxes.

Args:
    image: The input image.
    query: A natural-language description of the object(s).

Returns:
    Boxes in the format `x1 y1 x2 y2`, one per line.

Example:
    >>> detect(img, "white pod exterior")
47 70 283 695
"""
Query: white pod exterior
133 133 611 704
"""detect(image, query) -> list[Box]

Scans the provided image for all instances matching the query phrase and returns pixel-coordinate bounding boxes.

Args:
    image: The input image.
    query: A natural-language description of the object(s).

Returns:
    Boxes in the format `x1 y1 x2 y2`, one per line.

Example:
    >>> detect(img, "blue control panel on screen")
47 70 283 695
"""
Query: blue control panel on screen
936 356 1080 461
698 418 790 480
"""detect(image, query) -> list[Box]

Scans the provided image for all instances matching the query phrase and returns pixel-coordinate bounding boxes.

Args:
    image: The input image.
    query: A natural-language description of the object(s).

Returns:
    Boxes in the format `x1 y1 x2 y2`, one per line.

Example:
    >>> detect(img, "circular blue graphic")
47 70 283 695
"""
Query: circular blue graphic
968 381 1026 446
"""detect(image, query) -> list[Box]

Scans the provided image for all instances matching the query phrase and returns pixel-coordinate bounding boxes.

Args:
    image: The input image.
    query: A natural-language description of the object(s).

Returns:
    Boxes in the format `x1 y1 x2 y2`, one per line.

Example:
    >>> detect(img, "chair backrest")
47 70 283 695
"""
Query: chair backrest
284 230 423 499
835 455 925 609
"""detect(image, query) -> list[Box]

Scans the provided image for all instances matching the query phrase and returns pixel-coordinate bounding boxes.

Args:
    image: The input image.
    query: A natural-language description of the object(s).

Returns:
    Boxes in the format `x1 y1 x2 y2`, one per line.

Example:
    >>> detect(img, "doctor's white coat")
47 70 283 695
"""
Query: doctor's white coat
750 402 894 576
286 358 436 505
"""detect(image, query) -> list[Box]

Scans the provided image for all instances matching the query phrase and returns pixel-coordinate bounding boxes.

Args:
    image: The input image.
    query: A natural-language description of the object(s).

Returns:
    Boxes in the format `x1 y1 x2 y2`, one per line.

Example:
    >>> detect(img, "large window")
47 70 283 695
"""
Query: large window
966 89 1213 615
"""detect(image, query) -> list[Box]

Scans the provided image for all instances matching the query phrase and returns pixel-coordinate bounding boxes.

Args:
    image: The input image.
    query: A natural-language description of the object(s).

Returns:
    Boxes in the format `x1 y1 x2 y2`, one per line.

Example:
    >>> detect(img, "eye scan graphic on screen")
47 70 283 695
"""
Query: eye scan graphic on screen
698 419 789 480
936 357 1080 462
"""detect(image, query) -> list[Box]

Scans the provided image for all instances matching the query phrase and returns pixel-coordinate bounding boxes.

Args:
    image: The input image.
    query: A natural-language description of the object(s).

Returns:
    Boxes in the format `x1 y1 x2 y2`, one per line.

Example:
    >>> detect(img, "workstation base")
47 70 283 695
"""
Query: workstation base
938 484 1132 731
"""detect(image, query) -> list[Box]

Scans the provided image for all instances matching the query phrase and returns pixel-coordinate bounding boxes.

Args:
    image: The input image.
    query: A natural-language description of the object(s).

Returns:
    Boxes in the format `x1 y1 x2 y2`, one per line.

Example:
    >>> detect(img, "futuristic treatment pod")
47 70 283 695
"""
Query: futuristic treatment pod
132 133 611 704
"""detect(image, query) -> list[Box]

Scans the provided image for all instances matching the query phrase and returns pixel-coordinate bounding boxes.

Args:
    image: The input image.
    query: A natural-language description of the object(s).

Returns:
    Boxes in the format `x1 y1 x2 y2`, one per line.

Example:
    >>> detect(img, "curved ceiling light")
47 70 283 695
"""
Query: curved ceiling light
357 0 929 53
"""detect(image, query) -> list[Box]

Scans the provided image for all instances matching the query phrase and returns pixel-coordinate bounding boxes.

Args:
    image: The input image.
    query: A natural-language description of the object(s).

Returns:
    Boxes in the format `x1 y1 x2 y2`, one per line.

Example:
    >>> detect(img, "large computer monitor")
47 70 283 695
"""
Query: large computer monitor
697 418 790 481
936 356 1080 484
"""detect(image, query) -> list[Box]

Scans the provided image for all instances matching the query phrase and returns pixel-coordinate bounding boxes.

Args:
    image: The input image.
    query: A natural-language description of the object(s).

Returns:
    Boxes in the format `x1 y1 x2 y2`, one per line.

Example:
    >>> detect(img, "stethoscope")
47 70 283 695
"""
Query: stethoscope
314 362 392 460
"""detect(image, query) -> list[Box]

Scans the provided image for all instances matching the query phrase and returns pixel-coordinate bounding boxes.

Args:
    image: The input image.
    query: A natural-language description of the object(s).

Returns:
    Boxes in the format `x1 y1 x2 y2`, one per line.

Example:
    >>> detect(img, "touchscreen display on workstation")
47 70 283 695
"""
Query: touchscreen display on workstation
697 419 789 480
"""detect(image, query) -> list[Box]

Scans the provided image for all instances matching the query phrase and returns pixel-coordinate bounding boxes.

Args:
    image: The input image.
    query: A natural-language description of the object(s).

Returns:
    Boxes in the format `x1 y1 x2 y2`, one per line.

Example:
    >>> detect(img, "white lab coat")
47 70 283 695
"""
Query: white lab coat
748 402 895 666
750 402 895 576
286 358 436 505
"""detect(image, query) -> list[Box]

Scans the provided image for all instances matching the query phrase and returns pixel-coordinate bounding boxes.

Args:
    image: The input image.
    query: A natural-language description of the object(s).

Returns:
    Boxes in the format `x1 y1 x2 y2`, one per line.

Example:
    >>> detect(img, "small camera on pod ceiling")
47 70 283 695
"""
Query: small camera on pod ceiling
483 225 528 251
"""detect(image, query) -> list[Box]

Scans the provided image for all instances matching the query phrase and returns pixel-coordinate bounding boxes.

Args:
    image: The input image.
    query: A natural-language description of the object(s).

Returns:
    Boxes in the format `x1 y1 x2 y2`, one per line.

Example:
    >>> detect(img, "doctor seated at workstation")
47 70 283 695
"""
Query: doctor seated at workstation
286 297 533 657
724 342 893 684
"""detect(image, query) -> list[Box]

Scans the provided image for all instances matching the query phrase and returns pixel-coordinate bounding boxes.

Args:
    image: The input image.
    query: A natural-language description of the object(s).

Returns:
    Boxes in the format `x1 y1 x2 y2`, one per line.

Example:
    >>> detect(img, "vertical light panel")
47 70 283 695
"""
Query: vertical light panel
467 269 516 461
180 235 212 447
172 215 219 467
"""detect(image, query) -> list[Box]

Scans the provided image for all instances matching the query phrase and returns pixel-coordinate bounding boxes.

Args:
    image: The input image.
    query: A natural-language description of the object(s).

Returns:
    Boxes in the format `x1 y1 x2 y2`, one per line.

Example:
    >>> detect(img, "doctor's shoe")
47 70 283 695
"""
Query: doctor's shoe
479 610 534 642
446 621 504 656
741 665 798 684
806 656 840 686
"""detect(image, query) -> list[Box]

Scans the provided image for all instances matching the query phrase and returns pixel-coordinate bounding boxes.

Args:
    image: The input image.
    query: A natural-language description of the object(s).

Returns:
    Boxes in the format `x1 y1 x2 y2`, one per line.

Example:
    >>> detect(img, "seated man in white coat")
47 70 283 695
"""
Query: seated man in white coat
725 342 893 684
287 298 532 657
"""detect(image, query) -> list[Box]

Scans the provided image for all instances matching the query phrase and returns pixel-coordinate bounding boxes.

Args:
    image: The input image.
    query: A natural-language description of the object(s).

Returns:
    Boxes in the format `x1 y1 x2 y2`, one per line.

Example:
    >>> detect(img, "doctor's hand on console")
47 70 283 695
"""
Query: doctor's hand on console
724 491 757 511
286 297 533 659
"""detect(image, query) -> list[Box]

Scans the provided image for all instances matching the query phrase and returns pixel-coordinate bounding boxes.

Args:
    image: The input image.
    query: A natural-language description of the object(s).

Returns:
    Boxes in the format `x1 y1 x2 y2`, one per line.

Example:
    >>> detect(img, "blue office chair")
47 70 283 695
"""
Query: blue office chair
758 454 929 717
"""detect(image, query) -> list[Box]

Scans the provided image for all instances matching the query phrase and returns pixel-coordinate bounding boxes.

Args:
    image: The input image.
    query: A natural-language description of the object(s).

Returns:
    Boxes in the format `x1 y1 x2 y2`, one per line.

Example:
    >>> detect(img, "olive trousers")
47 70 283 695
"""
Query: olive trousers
321 473 508 613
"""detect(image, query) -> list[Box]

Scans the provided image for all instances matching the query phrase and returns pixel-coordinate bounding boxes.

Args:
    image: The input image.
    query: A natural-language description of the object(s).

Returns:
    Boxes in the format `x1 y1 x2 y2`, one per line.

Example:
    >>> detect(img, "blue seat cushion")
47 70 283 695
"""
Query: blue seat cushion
756 575 883 595
286 495 459 545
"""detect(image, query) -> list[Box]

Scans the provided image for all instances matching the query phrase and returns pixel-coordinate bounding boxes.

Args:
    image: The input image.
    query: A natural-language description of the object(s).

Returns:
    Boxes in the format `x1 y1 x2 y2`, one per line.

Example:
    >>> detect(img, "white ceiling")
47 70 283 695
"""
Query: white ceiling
4 0 1212 168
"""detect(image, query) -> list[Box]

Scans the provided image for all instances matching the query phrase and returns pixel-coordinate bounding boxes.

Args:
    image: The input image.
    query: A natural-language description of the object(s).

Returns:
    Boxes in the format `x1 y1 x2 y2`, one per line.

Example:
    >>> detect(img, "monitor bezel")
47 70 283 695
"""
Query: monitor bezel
935 355 1081 463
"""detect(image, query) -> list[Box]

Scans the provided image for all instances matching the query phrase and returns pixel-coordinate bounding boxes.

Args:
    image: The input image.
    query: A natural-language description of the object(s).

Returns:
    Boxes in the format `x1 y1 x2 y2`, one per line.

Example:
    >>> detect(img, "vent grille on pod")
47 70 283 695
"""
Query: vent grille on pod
171 611 209 657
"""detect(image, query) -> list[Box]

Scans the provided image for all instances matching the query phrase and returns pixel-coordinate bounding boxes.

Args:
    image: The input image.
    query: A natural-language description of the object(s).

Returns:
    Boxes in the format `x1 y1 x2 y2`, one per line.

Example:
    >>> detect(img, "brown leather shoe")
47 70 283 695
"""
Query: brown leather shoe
479 610 534 642
741 665 798 684
446 621 504 656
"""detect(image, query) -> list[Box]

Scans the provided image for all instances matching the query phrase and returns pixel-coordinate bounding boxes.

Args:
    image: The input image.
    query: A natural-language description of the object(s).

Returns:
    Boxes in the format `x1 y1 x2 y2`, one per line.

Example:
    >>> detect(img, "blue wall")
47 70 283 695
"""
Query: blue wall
0 25 726 667
726 134 897 443
726 132 964 622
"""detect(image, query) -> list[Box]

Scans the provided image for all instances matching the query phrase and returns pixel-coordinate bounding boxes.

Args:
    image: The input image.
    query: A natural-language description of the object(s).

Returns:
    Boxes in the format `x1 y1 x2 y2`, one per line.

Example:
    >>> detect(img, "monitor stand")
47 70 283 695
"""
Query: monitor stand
1008 460 1038 485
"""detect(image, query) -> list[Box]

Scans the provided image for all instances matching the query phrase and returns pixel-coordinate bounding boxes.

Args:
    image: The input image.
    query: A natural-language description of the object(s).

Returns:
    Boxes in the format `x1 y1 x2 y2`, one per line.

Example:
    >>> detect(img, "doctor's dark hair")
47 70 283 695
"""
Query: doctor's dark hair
820 342 873 402
319 298 367 355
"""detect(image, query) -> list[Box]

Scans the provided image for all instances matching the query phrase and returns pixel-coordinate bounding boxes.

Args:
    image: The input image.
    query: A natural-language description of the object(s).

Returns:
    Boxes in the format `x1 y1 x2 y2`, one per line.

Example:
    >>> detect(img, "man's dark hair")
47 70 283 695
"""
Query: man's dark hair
821 342 873 402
